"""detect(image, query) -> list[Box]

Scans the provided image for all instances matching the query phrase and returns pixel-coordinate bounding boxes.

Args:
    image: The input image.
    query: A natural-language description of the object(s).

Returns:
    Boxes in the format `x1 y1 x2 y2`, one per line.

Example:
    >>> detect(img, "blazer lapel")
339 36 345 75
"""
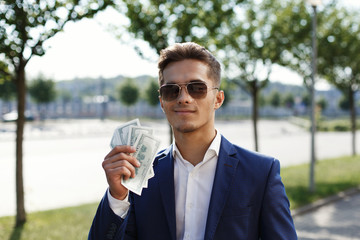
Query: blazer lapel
157 147 177 240
204 136 240 240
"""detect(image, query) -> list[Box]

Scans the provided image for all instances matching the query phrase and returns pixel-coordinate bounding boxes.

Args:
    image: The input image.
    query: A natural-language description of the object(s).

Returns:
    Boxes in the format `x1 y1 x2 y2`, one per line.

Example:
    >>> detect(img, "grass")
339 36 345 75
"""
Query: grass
0 203 98 240
1 155 359 239
282 155 360 209
290 116 360 132
317 118 360 132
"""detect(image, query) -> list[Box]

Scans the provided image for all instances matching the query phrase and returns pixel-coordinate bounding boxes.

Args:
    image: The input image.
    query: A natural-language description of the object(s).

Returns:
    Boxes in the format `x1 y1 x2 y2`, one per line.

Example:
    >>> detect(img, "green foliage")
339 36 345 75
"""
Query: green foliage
269 0 313 85
0 78 16 101
317 6 360 92
302 93 310 107
118 78 140 107
258 94 265 107
220 79 236 108
338 94 350 110
118 0 244 55
283 92 295 108
144 78 159 107
268 90 281 108
316 96 327 110
57 89 73 103
0 61 15 100
0 0 115 68
282 155 360 209
28 76 57 104
220 0 280 92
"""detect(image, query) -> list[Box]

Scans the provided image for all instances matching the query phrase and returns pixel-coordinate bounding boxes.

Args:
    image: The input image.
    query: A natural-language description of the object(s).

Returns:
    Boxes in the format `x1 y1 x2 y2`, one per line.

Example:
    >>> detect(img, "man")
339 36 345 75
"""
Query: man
89 42 297 240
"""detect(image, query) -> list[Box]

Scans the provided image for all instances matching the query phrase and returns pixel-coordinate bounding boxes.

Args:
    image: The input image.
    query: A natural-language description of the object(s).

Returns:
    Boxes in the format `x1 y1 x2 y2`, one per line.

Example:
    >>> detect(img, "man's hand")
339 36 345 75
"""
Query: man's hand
102 145 140 200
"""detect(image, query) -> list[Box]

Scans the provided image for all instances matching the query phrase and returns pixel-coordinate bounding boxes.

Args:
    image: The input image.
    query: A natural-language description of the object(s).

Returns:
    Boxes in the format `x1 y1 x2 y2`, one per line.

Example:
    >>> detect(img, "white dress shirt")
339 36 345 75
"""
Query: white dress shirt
108 131 221 240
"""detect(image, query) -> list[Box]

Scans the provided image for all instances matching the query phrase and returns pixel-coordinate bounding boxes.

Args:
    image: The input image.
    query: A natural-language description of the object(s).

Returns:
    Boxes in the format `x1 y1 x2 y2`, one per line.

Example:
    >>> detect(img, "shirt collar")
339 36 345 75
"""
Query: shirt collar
172 130 221 162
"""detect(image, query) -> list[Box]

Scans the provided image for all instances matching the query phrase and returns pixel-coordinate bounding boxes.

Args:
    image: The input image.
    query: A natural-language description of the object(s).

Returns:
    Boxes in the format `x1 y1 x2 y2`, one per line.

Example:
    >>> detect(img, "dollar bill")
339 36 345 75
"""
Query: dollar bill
127 125 154 147
110 119 140 148
142 168 155 189
122 132 160 195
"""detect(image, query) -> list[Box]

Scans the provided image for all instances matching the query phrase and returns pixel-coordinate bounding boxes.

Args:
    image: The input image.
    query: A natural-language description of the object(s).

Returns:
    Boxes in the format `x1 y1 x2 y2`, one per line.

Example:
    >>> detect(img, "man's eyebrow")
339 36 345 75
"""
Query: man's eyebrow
165 79 206 84
190 79 206 83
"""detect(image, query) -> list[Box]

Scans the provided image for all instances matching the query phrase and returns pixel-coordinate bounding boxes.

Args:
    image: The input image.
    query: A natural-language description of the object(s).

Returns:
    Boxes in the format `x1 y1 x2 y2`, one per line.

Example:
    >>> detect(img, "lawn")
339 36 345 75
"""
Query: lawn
1 155 359 239
0 203 98 240
282 155 360 209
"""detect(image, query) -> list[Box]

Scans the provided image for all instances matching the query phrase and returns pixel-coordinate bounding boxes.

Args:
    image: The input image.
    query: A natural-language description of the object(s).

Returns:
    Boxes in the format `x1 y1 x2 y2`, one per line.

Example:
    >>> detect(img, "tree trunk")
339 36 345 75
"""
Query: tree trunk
252 82 259 152
349 86 357 156
15 60 27 226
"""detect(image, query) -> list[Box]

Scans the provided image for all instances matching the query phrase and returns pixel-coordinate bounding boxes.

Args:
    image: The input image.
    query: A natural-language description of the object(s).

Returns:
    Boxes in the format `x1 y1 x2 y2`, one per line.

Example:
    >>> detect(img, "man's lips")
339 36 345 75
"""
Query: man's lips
174 108 196 114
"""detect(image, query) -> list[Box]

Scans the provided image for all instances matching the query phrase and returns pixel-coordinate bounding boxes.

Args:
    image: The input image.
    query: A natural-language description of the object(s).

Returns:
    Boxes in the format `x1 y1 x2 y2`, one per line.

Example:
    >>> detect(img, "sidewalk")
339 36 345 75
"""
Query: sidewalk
293 187 360 240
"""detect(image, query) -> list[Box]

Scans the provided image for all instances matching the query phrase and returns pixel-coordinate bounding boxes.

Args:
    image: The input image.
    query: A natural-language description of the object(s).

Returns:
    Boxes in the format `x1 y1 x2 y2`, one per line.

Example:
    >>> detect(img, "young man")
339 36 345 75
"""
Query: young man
89 42 297 240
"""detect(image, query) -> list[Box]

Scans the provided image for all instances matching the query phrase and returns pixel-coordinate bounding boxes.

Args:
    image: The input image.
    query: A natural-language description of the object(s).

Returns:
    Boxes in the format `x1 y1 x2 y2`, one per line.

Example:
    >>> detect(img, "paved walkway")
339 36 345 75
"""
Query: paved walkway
294 190 360 240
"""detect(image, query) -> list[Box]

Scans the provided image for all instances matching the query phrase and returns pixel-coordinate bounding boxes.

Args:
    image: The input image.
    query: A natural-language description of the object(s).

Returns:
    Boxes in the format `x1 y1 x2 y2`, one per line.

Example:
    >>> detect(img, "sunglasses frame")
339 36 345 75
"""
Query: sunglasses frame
159 81 219 101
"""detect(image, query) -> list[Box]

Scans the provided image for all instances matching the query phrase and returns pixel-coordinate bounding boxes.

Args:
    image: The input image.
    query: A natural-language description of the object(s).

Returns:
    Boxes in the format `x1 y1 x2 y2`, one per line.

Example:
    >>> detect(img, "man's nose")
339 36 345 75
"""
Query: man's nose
177 86 193 103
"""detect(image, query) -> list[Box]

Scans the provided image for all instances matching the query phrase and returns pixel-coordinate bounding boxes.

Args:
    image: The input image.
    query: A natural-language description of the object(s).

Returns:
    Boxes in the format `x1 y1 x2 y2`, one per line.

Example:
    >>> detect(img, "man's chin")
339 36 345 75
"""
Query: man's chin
174 124 197 134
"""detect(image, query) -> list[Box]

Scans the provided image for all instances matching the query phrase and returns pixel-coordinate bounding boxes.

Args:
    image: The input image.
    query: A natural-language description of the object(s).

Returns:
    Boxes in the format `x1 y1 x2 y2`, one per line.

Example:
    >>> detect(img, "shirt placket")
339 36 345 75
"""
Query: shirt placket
183 165 199 240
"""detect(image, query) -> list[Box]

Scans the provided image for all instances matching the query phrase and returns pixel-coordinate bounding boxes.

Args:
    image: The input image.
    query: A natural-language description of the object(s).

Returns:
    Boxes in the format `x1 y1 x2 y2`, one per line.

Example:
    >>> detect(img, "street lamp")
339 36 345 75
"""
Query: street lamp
307 0 321 193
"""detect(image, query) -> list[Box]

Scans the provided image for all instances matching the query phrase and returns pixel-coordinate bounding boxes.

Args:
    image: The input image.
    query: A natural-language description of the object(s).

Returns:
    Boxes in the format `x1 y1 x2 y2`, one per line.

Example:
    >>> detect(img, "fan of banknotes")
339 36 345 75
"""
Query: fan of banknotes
110 119 161 196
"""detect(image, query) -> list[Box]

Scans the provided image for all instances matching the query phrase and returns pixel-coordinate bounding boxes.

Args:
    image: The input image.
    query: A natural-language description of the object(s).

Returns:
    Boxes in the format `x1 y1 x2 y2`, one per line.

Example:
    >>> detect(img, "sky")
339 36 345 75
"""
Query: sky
25 1 360 89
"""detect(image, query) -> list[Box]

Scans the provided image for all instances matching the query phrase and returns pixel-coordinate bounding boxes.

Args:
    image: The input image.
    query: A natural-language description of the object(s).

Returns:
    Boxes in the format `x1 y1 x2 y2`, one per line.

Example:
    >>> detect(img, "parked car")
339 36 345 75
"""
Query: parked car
2 110 35 122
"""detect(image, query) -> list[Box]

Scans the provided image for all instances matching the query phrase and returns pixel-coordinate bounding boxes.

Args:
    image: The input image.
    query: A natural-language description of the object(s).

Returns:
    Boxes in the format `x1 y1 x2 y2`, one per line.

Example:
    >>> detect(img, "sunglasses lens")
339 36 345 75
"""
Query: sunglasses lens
160 82 209 101
160 85 180 101
188 82 207 99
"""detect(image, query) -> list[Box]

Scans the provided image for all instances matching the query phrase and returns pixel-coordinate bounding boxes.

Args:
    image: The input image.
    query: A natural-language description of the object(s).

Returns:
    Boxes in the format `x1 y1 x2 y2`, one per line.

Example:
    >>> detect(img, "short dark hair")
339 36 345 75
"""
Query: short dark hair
158 42 221 87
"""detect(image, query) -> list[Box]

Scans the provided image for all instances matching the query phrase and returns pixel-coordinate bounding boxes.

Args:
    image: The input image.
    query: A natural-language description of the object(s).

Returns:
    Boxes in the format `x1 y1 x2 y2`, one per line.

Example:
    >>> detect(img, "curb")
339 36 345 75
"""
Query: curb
291 186 360 218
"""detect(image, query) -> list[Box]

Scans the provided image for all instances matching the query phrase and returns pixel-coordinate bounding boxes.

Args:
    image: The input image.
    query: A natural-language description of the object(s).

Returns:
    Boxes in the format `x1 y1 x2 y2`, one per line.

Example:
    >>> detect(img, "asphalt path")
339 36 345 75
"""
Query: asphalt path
0 119 358 217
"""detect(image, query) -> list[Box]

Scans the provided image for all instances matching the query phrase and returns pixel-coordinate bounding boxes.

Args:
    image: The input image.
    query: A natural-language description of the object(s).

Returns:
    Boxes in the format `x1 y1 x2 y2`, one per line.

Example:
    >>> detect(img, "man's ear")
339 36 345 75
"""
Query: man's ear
214 90 224 110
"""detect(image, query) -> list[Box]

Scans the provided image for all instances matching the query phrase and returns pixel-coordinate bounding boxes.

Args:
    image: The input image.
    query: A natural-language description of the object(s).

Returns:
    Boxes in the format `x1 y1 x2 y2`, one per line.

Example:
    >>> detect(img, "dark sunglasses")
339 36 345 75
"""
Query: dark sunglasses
159 81 219 102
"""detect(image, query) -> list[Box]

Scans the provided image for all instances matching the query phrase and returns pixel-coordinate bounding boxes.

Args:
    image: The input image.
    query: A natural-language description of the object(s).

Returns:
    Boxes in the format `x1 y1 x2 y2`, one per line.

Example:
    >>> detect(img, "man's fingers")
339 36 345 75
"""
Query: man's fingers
105 145 136 159
104 151 140 168
103 159 137 178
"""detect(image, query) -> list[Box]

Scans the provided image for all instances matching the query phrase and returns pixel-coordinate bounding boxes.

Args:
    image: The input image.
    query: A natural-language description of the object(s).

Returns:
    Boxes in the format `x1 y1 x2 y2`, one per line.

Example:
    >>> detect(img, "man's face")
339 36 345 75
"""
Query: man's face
159 59 224 134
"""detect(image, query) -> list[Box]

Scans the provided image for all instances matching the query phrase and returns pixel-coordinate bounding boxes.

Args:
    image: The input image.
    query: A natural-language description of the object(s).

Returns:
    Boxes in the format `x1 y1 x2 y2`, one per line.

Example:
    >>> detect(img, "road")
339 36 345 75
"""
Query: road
0 118 358 217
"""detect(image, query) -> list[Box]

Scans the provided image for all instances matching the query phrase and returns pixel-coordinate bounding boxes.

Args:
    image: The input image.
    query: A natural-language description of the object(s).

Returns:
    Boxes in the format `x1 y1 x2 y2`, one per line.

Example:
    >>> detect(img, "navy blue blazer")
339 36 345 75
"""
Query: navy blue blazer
89 136 297 240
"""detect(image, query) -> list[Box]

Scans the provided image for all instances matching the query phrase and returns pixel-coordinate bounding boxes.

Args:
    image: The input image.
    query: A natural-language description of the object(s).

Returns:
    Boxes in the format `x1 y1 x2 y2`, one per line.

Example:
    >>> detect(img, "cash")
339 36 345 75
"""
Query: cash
110 119 160 196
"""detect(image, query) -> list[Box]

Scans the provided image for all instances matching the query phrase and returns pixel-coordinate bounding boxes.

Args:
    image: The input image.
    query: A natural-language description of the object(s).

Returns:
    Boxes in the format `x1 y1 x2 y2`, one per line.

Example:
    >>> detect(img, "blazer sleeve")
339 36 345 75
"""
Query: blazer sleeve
259 159 298 240
88 191 137 240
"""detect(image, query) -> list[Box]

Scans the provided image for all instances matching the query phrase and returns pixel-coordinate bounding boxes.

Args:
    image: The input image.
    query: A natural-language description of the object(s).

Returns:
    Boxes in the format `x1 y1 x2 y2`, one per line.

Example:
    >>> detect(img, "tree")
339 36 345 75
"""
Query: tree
115 0 245 143
268 90 281 108
271 0 358 192
302 93 311 109
338 94 350 111
144 78 160 107
0 61 16 113
144 78 160 118
219 78 236 108
216 0 285 151
283 92 295 109
0 0 114 226
28 76 56 120
317 6 360 156
118 78 139 118
316 96 327 111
